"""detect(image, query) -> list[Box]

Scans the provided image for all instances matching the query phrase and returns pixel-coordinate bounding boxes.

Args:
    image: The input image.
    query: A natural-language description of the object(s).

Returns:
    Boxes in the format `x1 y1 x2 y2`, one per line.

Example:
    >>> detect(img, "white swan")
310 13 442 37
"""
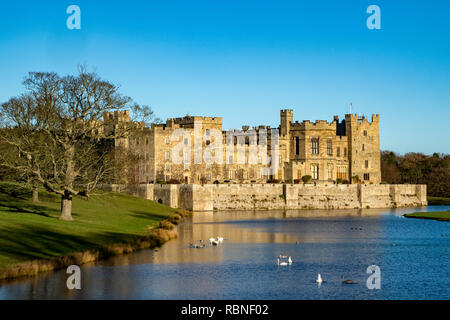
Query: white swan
316 273 323 284
288 256 293 265
277 258 288 266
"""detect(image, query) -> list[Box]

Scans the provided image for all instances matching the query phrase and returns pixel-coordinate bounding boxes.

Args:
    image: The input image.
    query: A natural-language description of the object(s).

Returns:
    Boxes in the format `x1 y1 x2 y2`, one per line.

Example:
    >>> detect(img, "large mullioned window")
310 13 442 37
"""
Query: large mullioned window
327 140 333 156
311 164 319 180
311 139 319 155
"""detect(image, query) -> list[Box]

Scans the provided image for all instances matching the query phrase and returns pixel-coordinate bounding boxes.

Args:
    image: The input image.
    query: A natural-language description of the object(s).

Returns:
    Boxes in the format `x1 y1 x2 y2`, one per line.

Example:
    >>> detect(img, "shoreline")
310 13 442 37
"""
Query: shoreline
0 212 188 282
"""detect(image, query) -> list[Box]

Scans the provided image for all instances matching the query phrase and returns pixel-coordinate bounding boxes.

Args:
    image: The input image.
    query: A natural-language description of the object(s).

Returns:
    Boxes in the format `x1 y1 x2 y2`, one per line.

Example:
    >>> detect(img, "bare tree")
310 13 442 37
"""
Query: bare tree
0 66 156 220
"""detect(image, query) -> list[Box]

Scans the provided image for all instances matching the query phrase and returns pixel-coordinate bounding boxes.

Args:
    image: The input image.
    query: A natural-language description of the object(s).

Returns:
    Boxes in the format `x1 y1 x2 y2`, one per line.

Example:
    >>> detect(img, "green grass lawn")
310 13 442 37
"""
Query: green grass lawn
404 211 450 221
427 196 450 206
0 181 178 269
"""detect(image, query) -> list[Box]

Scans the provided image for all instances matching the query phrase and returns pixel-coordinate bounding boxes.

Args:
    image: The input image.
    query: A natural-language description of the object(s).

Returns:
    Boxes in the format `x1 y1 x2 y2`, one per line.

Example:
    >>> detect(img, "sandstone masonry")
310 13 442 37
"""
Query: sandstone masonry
100 183 427 212
104 109 382 185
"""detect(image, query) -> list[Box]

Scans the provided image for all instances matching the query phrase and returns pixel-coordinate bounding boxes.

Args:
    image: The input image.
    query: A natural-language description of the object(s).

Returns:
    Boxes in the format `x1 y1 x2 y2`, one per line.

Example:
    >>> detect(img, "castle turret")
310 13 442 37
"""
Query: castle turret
345 114 381 184
280 109 293 136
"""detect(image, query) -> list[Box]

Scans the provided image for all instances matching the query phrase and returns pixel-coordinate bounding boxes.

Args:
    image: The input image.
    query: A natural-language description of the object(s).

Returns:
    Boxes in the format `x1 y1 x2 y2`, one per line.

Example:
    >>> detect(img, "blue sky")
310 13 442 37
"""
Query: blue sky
0 0 449 154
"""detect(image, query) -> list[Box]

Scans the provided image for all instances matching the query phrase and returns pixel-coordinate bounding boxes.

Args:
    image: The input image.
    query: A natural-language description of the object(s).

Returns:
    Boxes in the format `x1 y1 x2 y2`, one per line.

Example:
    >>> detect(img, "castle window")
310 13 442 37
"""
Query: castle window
295 137 300 155
363 130 367 136
205 174 211 181
206 163 211 170
165 137 170 144
165 175 171 182
228 170 233 179
165 163 171 171
146 138 149 145
183 152 190 170
365 160 369 168
311 164 319 180
146 153 149 161
136 137 139 145
206 129 210 136
327 165 333 181
337 147 340 157
327 140 332 156
165 151 170 161
311 139 319 155
184 138 189 145
228 155 233 164
344 148 347 157
362 144 365 151
364 173 370 181
279 155 282 165
337 166 347 180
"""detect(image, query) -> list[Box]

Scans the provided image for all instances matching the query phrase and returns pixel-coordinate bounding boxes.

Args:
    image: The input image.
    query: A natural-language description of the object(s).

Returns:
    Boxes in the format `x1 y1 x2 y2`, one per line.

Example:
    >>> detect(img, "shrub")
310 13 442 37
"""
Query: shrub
302 175 312 184
169 214 182 225
336 178 343 184
293 179 301 184
213 180 220 184
342 179 349 184
158 220 175 230
352 175 361 183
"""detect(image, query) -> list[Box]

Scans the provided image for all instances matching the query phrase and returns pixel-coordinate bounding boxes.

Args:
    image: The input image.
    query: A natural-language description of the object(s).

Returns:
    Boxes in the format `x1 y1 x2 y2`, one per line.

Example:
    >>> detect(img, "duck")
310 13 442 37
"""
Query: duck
209 237 216 243
316 273 323 284
217 236 224 243
341 275 356 284
211 239 219 246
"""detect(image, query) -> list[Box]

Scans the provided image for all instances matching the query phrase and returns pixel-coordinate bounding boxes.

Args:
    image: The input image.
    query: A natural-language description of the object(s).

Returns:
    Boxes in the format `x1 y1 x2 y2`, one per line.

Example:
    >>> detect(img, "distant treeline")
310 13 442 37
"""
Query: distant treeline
381 151 450 197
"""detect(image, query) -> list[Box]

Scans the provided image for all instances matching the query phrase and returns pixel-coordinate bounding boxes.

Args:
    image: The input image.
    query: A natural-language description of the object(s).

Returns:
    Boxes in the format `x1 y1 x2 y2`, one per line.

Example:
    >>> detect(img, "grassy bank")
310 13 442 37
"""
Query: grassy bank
404 211 450 222
427 196 450 206
0 182 186 280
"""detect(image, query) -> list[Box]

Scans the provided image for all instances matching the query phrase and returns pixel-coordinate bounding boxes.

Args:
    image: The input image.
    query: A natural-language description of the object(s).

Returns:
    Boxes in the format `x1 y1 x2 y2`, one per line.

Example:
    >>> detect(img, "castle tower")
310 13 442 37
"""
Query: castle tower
280 109 293 136
345 114 381 184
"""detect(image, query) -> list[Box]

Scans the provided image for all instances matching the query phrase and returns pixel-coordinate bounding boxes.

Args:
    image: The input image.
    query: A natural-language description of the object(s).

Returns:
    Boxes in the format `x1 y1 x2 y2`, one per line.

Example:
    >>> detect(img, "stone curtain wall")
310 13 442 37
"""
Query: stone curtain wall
99 183 427 211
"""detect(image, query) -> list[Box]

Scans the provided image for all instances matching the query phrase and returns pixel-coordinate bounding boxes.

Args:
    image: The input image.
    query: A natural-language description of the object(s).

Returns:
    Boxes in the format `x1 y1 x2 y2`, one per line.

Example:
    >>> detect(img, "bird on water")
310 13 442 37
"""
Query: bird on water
341 275 356 284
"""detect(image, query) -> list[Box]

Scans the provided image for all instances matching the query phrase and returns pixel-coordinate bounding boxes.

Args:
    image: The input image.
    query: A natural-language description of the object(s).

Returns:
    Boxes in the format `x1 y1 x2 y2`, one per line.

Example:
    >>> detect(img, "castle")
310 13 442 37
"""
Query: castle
104 109 381 185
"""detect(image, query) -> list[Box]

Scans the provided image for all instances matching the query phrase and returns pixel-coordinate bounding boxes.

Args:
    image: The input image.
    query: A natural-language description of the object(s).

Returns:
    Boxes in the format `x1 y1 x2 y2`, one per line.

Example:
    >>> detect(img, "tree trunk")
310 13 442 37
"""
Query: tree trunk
60 191 73 221
32 187 39 203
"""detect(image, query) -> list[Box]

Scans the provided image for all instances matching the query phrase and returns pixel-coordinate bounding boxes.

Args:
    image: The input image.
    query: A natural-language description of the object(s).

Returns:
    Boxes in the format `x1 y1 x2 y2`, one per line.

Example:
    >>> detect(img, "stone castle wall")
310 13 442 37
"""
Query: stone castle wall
99 183 427 212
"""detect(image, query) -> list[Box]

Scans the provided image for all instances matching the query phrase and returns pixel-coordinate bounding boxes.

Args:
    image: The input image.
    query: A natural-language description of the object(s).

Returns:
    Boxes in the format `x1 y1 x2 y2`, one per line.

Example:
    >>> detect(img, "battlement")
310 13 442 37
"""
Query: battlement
280 109 293 115
103 110 131 123
167 115 222 126
291 119 336 130
345 114 379 125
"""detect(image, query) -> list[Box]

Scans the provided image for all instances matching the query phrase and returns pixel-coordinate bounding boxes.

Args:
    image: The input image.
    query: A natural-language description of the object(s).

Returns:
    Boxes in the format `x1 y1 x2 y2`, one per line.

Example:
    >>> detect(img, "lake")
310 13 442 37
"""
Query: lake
1 206 449 300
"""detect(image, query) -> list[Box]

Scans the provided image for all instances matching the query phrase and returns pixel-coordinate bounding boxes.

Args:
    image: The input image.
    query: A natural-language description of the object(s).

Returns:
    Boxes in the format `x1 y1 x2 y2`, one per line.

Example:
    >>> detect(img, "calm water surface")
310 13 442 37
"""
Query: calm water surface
1 206 449 300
